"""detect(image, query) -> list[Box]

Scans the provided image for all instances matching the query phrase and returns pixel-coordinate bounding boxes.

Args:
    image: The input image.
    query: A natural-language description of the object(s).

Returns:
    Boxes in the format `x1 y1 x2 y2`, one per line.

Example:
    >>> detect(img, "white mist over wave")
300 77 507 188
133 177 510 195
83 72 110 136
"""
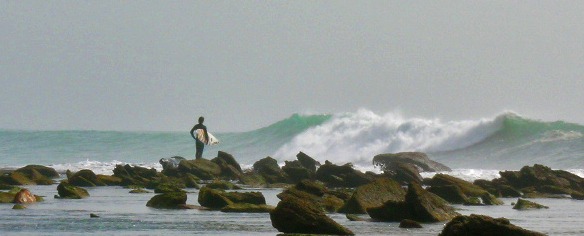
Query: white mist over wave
273 109 504 165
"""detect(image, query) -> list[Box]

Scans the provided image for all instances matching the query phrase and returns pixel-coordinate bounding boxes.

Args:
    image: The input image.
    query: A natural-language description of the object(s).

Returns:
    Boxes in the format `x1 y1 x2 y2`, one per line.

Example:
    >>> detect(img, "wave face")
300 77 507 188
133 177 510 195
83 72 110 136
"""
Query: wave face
1 110 583 175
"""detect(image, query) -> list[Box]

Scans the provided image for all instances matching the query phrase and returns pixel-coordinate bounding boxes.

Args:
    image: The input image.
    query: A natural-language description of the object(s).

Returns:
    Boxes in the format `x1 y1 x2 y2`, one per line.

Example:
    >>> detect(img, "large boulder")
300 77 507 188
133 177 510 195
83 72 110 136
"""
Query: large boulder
270 195 354 235
252 157 288 184
177 158 222 180
146 192 188 209
296 151 320 172
427 174 503 205
315 161 372 188
367 182 459 222
387 162 425 185
338 178 405 214
282 160 312 182
373 152 451 172
439 214 545 236
473 179 522 198
56 182 89 199
14 165 59 185
276 180 344 213
113 164 159 186
0 172 35 185
496 164 584 198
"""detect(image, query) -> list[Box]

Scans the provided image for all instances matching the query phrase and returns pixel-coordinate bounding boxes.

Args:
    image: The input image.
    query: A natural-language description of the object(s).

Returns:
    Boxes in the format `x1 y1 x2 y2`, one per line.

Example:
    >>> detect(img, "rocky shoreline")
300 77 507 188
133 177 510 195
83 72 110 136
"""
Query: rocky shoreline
2 151 583 235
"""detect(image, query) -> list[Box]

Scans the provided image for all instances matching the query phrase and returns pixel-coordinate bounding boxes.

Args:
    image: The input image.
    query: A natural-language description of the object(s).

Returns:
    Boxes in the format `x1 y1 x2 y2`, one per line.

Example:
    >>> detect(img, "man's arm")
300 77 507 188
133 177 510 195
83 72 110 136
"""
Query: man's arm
190 126 197 140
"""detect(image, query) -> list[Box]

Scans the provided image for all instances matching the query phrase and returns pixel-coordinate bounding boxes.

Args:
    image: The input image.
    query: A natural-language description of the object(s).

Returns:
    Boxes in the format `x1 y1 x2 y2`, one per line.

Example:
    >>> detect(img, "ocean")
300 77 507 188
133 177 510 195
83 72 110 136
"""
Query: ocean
1 110 584 235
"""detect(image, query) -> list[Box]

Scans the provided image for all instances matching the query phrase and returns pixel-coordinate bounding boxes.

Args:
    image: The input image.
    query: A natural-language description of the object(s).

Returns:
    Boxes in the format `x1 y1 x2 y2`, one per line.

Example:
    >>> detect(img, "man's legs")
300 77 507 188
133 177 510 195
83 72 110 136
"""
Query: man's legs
195 140 204 159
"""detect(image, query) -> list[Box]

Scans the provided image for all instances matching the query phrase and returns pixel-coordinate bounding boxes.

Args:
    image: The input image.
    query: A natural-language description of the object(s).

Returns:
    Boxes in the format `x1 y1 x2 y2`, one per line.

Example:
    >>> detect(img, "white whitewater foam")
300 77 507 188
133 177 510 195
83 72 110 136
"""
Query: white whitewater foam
274 109 504 165
420 169 502 182
49 160 163 175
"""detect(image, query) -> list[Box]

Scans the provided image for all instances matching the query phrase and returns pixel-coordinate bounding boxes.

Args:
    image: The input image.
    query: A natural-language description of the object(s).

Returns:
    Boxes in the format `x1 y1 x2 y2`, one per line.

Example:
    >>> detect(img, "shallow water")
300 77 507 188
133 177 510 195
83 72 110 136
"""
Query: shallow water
1 185 583 235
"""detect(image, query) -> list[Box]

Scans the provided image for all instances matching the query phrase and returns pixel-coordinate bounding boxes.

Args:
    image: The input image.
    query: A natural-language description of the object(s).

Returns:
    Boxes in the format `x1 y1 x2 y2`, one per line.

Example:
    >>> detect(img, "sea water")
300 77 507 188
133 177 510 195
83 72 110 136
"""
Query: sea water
1 110 584 235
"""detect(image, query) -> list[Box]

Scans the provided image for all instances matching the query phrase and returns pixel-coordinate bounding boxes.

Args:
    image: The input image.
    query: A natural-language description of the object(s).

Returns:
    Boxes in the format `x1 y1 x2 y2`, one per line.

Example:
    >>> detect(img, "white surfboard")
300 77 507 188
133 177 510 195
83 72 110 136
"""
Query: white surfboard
195 129 219 145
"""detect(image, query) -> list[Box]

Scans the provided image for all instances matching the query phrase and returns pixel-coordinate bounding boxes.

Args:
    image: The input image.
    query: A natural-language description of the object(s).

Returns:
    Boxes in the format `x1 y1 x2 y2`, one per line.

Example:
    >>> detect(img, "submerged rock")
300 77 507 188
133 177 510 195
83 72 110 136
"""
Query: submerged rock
270 195 354 235
513 198 549 210
439 214 545 236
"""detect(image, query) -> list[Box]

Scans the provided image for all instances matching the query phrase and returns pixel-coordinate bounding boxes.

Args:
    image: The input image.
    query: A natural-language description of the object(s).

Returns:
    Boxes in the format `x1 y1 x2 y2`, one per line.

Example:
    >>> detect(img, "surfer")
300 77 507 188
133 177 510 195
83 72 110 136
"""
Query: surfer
190 116 209 159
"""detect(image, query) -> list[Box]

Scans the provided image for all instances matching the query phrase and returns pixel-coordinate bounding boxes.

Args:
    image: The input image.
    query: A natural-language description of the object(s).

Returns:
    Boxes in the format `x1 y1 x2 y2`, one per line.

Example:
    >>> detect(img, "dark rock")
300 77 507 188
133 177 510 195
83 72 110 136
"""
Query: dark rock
57 182 89 199
387 162 424 185
14 165 59 179
238 170 267 187
220 203 274 213
13 188 36 204
399 219 423 228
129 188 150 194
12 204 26 210
282 160 312 182
338 178 405 214
0 172 35 185
252 157 288 184
198 187 266 209
177 158 222 180
373 152 451 172
367 182 458 222
153 182 185 194
211 151 243 180
473 179 522 198
113 164 159 186
346 214 367 221
68 169 106 187
295 179 327 197
146 192 187 209
513 198 549 210
270 195 354 235
427 185 468 204
96 175 123 186
296 151 320 172
439 214 546 236
496 164 584 197
90 213 100 218
428 174 503 205
571 191 584 200
315 161 372 188
159 156 186 174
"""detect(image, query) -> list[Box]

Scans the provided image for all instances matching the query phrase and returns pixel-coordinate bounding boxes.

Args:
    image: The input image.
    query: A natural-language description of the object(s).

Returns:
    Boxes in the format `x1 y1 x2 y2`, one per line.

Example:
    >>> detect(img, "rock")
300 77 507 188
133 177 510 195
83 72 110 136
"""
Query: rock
294 179 327 197
205 180 242 190
153 182 185 194
346 214 367 221
211 151 243 180
367 182 459 222
270 195 354 235
146 192 188 209
0 172 35 185
177 158 222 180
96 175 123 186
220 203 274 213
427 185 468 204
322 194 345 213
513 198 549 210
0 192 15 203
571 191 584 200
90 213 100 218
57 182 89 199
338 178 405 214
198 187 266 209
496 164 584 197
296 151 320 172
386 162 425 185
13 165 59 185
473 179 522 198
399 219 423 228
68 169 106 187
252 157 288 184
439 214 546 236
315 161 372 188
13 188 36 204
238 170 267 187
428 174 503 205
113 164 159 186
282 160 312 182
12 204 26 210
372 152 451 172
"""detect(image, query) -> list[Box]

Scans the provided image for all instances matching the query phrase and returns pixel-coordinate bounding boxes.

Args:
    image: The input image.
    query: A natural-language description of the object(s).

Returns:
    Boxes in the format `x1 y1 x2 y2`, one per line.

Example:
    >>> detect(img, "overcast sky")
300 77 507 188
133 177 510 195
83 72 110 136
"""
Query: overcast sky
1 1 583 132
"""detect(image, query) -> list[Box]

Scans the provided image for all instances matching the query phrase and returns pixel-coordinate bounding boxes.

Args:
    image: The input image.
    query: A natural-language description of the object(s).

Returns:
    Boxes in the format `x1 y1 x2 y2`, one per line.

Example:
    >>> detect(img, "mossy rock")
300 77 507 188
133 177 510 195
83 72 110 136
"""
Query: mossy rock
270 195 354 235
295 179 327 197
56 182 89 199
12 204 26 210
205 180 242 190
146 192 188 209
513 198 549 210
315 161 372 188
197 187 234 209
15 165 59 179
321 194 345 213
129 188 151 194
211 151 243 180
463 197 483 206
399 219 423 228
96 175 123 186
427 185 468 204
0 172 35 185
181 173 201 189
220 203 274 213
429 174 503 205
238 171 267 188
153 182 185 194
571 191 584 200
68 169 105 187
252 156 288 184
338 178 405 214
178 158 222 180
0 192 15 203
439 214 546 236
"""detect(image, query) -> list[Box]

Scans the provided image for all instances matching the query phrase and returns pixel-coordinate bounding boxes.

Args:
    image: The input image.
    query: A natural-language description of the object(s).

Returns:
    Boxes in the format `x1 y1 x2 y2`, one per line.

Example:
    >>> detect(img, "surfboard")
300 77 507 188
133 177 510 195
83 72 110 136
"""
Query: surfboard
195 129 219 145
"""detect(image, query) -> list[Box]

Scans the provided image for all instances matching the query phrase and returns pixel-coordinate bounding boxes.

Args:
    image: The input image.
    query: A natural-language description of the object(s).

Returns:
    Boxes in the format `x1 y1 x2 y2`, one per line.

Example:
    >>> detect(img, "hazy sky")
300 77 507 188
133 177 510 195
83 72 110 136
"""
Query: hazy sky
1 1 583 132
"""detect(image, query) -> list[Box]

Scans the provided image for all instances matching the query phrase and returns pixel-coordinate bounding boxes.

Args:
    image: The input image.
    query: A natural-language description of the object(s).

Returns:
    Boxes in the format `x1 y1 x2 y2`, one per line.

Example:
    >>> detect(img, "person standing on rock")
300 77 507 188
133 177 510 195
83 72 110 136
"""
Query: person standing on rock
190 116 209 159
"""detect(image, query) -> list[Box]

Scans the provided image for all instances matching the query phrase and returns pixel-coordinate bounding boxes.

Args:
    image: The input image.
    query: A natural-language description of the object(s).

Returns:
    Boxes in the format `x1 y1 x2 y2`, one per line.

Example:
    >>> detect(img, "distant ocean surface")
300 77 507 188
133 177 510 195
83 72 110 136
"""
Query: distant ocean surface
2 110 584 235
